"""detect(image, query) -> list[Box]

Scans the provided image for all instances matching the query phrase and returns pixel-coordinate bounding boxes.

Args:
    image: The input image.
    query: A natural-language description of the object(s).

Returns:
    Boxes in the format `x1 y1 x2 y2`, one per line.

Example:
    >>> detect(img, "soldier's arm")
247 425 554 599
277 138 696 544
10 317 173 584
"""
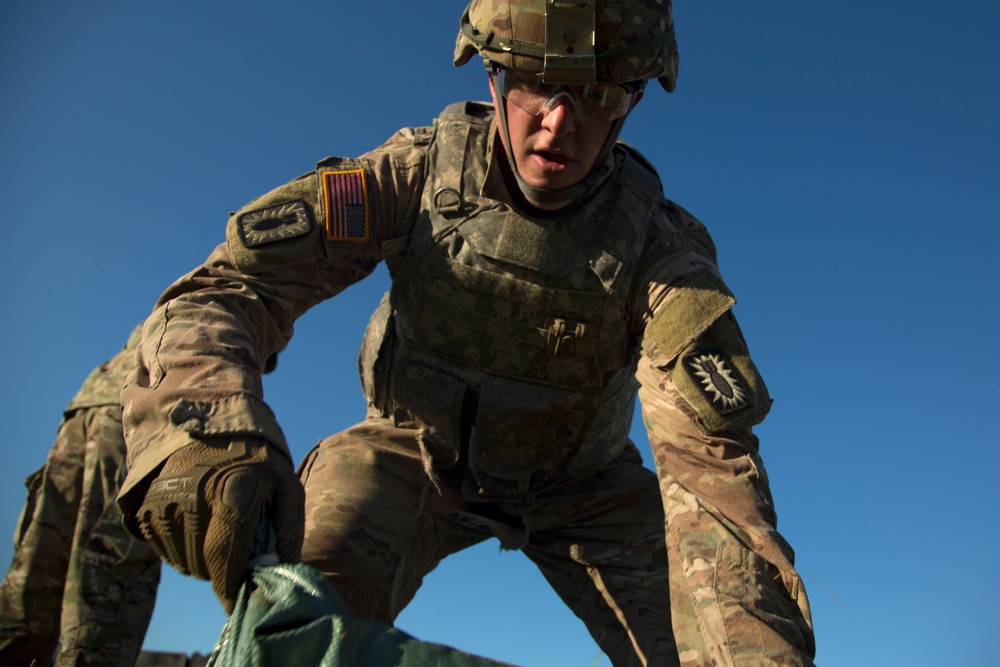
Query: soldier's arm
632 201 813 661
120 126 429 504
117 126 430 610
632 198 781 551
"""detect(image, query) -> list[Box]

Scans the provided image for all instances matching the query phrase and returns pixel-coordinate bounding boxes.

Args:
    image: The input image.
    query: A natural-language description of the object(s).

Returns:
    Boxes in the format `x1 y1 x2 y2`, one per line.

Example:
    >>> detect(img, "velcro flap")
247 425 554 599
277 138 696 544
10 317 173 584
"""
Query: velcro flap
643 269 736 367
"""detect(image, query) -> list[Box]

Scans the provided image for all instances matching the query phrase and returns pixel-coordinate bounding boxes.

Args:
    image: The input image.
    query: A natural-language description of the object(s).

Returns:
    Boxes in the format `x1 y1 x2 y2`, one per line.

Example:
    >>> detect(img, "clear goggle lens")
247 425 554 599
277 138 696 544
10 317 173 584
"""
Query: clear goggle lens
496 69 636 125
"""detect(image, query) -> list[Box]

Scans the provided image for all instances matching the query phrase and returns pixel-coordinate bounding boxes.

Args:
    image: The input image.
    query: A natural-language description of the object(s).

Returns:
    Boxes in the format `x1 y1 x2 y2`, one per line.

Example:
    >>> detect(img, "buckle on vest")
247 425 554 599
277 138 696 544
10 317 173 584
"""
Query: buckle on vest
545 317 589 360
433 187 463 217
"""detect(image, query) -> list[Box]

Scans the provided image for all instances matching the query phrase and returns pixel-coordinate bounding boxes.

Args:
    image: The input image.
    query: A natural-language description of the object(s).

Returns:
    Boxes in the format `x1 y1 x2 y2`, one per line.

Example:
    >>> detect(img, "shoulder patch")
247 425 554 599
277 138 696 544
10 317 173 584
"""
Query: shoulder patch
322 169 369 242
667 314 772 433
236 200 312 248
684 349 751 415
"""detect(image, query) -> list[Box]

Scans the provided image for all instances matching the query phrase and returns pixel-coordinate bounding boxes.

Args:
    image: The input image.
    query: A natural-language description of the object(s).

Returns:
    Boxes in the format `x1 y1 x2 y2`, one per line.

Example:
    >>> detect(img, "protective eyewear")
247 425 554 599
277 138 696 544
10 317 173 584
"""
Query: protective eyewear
495 68 637 125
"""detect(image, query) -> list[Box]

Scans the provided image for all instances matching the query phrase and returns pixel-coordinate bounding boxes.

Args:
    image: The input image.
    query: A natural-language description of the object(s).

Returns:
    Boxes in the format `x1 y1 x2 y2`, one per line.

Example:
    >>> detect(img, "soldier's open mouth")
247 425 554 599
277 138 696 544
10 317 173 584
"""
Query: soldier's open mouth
536 151 569 165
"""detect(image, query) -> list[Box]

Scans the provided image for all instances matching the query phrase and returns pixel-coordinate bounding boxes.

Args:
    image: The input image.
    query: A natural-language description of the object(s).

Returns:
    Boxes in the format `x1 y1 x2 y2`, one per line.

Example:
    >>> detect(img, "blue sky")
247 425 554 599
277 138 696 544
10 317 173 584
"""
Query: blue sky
1 2 998 665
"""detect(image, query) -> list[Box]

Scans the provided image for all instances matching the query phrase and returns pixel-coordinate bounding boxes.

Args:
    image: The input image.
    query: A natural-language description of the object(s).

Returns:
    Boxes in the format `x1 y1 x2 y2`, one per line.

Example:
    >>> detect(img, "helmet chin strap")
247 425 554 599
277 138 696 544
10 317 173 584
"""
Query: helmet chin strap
495 92 632 207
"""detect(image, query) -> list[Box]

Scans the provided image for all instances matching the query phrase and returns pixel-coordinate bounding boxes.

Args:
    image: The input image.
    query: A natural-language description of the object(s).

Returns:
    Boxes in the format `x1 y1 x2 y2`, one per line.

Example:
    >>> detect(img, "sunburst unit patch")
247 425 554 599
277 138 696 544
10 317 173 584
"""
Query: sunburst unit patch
323 169 369 241
684 350 751 415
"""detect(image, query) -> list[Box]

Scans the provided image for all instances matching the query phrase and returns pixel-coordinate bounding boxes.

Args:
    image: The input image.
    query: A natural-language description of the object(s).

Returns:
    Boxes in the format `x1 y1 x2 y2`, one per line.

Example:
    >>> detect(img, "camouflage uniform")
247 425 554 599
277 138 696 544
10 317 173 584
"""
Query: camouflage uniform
119 95 814 665
0 328 162 667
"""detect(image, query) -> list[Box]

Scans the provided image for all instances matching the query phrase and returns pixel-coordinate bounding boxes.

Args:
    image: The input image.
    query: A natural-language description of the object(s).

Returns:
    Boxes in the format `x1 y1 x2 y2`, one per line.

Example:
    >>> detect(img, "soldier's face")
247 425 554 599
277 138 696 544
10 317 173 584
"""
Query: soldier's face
489 75 619 210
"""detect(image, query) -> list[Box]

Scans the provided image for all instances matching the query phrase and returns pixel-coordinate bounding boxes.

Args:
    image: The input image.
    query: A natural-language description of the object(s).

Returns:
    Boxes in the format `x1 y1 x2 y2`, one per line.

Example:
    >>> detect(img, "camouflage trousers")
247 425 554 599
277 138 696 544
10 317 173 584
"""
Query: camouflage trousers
0 406 162 667
297 418 679 667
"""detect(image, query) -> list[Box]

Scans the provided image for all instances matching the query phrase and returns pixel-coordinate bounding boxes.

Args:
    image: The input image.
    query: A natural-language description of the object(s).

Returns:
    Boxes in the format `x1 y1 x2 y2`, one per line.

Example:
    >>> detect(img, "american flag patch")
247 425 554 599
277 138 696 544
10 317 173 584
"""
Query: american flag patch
323 169 369 241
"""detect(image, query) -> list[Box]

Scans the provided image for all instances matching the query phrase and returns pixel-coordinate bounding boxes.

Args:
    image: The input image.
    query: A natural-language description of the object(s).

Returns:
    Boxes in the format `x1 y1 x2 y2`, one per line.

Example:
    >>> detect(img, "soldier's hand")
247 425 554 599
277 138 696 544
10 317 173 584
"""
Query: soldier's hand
137 437 305 613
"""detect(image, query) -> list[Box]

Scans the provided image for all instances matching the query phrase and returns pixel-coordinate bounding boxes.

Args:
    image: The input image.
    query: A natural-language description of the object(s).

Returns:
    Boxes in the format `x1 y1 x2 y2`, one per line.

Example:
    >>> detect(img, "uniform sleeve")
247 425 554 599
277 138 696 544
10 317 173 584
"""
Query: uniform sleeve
65 324 143 412
633 199 771 438
631 201 799 575
119 127 430 507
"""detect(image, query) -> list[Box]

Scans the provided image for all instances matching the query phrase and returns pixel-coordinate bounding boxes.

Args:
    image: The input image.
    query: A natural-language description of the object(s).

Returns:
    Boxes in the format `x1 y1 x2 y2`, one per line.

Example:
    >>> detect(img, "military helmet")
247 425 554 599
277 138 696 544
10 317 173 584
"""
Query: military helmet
454 0 679 92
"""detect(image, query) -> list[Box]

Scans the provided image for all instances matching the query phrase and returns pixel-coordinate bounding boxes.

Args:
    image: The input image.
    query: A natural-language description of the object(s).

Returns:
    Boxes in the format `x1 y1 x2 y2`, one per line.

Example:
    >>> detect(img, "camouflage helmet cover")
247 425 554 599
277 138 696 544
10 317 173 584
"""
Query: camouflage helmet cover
454 0 679 92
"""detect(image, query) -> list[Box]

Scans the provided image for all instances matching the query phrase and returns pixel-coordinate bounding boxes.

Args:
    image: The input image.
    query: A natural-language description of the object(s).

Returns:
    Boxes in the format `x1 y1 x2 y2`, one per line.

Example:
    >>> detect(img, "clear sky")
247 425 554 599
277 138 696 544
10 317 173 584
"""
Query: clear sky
1 2 998 665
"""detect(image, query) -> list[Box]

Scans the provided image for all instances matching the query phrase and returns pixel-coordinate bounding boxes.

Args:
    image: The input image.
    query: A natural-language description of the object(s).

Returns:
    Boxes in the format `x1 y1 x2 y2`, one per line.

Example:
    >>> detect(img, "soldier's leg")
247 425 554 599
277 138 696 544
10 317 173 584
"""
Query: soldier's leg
519 448 679 667
298 418 488 624
0 411 88 666
56 406 162 667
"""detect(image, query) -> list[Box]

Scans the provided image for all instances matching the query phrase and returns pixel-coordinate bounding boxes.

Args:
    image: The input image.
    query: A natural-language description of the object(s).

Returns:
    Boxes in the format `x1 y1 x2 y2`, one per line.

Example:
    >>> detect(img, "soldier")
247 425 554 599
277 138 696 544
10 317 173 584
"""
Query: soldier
0 327 162 667
118 1 816 666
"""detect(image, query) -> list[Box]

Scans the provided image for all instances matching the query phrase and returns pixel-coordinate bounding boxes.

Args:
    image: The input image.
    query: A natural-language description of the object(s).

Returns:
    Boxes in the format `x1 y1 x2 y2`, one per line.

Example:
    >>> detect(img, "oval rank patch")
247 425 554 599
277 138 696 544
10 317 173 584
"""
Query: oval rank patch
236 200 313 248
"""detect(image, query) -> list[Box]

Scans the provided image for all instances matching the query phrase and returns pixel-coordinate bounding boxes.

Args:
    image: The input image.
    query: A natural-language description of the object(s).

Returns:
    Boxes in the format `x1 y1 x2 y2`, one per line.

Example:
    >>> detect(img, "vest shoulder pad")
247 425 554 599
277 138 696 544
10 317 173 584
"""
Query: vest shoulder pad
615 141 663 199
439 100 494 121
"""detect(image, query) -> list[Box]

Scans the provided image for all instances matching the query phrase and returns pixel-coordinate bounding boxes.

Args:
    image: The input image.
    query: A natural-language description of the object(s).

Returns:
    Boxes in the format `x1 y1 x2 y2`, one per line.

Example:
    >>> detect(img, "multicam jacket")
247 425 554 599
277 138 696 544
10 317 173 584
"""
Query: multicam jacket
120 100 778 557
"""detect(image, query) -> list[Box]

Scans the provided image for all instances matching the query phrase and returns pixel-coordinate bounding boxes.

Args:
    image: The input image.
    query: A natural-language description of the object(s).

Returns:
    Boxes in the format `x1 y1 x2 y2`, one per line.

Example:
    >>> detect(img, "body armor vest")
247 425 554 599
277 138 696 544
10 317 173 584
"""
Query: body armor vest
375 103 662 502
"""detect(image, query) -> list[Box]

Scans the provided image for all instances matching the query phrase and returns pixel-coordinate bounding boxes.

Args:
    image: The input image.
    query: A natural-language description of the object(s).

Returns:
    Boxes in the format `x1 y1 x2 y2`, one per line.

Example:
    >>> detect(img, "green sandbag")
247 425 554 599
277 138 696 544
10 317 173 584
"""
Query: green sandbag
207 562 517 667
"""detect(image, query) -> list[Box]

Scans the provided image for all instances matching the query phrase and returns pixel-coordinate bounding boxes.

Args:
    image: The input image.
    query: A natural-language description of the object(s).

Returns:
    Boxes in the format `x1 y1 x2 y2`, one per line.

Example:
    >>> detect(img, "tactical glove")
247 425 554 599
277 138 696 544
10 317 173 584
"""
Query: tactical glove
137 437 305 614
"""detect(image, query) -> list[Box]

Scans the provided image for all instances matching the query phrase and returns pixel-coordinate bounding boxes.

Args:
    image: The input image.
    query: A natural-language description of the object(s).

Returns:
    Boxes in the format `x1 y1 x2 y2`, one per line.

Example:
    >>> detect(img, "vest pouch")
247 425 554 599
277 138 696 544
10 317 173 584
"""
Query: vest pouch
394 352 465 470
469 377 599 502
359 292 395 417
